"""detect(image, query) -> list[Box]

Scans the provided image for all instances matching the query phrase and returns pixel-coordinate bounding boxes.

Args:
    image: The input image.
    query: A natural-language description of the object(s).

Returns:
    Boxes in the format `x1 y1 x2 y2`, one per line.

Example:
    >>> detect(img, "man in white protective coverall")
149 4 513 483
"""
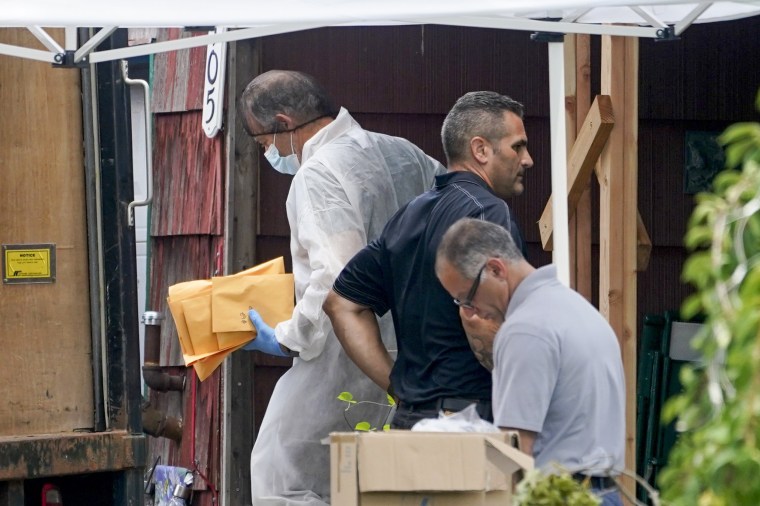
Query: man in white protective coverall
237 70 444 505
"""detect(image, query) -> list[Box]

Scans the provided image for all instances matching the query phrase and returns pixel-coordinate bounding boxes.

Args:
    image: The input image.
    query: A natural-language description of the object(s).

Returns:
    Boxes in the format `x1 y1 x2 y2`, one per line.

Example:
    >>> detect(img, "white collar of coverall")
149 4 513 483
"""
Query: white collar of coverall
300 107 357 163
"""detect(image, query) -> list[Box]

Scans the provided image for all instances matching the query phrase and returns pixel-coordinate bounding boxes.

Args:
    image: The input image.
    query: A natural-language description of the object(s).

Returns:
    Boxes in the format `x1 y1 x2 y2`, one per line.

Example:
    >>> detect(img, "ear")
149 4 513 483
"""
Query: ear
470 136 491 165
486 258 509 280
273 113 293 130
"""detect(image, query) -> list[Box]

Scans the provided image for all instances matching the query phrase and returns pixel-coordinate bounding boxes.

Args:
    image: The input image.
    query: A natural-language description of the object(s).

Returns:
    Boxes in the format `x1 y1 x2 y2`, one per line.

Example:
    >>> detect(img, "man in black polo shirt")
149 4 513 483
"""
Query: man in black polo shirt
323 91 533 428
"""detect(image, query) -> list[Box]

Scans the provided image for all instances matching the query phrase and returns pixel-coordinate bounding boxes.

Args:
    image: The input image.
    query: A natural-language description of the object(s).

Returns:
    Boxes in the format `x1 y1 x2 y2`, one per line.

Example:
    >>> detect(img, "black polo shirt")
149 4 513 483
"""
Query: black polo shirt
332 171 520 404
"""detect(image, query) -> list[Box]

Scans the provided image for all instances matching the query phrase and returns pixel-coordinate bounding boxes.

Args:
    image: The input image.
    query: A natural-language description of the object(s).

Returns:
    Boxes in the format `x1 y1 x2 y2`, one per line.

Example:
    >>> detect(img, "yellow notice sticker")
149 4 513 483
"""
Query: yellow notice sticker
2 244 56 284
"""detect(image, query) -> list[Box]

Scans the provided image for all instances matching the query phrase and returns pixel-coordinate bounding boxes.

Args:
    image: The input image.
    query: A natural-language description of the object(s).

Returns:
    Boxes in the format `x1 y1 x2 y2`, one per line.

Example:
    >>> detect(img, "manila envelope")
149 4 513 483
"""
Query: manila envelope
167 279 212 357
192 342 247 381
166 257 292 376
216 331 254 351
233 256 286 277
182 293 219 355
167 257 285 357
210 273 295 335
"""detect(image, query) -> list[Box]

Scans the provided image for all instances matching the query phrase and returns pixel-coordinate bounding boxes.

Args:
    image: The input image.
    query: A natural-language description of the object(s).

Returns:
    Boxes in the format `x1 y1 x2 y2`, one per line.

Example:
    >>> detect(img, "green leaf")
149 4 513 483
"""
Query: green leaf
386 393 396 406
354 421 371 431
726 138 760 169
718 123 760 146
713 169 741 193
382 424 391 432
681 293 704 320
684 225 714 250
337 391 356 404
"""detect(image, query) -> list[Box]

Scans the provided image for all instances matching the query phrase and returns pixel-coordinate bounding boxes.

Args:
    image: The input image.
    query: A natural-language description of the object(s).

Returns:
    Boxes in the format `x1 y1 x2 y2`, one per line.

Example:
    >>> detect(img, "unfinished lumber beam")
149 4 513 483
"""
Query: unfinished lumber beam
539 94 614 250
599 34 638 494
568 34 593 301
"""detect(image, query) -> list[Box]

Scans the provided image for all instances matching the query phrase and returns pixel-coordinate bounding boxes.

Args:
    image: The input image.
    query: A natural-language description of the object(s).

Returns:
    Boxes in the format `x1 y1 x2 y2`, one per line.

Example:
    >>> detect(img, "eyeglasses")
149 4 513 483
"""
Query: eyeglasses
453 263 486 310
249 114 329 140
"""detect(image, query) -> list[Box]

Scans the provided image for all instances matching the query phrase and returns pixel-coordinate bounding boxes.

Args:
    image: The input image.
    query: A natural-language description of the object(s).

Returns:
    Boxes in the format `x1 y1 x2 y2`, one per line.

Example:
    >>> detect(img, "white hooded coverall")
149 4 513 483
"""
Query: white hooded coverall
250 108 444 505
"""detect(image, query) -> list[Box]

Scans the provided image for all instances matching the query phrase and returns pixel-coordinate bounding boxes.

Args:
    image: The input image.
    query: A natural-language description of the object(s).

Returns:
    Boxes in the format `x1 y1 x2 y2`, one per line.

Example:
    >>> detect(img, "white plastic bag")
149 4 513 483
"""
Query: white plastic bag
410 403 501 433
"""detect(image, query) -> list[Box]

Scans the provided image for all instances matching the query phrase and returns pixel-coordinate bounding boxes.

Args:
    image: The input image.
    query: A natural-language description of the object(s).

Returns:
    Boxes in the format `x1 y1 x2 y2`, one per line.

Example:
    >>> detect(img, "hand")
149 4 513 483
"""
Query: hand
459 308 500 371
244 309 289 357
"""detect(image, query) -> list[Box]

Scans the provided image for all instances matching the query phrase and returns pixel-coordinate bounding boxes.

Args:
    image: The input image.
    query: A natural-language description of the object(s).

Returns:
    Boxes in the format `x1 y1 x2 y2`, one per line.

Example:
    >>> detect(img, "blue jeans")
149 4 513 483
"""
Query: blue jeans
593 487 623 506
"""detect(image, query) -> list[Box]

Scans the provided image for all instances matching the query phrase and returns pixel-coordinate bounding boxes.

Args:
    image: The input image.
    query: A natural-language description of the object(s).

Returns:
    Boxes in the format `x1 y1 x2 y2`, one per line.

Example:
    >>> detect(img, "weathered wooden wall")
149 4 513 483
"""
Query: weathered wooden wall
0 28 93 436
146 28 225 506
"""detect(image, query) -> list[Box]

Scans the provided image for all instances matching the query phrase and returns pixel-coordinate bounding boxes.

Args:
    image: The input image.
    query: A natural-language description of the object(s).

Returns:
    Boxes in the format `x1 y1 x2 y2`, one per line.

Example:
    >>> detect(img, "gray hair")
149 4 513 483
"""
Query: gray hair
441 91 525 165
238 70 336 135
436 218 523 280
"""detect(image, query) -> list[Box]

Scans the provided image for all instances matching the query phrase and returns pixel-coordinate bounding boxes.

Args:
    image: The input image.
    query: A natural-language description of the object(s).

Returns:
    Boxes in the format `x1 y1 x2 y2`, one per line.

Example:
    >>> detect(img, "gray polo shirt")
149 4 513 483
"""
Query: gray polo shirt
492 265 625 475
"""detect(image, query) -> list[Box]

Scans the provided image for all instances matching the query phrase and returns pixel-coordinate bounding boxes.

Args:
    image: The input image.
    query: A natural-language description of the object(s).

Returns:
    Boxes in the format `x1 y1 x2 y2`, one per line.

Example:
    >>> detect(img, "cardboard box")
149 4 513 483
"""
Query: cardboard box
330 431 533 505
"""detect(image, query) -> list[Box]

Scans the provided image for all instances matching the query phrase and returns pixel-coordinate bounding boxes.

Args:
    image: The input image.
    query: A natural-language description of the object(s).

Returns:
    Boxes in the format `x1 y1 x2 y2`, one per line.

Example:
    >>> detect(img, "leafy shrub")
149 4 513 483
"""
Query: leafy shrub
659 90 760 505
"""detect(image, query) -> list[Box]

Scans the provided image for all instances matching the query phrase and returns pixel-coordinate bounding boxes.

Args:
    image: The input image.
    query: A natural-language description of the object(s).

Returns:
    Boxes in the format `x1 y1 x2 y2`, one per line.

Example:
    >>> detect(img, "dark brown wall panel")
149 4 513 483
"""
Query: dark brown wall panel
261 25 549 115
639 16 760 121
257 169 293 237
256 236 293 274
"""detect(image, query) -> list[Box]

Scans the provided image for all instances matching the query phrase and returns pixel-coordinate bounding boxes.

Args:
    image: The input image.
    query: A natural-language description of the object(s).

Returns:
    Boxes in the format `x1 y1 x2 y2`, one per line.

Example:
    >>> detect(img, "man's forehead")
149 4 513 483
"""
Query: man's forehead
244 115 264 130
501 111 526 136
439 260 466 287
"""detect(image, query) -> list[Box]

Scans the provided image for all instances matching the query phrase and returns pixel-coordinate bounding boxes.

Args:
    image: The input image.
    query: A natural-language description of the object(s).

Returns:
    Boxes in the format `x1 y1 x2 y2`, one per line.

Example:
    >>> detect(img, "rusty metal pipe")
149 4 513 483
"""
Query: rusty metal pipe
141 311 184 443
143 365 185 392
142 311 185 392
142 401 183 442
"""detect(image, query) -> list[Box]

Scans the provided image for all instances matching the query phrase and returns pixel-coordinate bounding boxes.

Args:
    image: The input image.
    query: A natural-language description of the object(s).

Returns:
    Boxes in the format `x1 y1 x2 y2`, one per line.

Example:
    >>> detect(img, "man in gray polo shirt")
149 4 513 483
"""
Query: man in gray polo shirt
435 218 625 506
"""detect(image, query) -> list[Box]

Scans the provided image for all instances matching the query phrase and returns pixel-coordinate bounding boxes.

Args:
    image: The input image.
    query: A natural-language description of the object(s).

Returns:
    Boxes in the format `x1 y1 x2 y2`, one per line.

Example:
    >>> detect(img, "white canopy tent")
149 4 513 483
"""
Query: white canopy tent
1 1 760 64
2 0 758 283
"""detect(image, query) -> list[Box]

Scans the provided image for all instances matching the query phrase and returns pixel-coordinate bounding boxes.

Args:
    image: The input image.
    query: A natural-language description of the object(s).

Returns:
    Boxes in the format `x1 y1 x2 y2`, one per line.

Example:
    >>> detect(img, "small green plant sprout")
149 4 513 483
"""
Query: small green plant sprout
515 465 660 506
337 391 395 432
514 469 600 506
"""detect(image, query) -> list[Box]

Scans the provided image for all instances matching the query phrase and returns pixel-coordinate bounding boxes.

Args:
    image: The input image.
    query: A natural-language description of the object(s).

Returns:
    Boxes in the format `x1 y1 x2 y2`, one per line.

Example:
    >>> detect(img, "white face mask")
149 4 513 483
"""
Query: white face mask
264 132 300 175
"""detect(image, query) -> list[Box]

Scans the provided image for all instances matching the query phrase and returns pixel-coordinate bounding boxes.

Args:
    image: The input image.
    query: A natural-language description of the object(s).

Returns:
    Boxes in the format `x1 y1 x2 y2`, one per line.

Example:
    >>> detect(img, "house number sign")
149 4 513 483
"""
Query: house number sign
203 28 227 138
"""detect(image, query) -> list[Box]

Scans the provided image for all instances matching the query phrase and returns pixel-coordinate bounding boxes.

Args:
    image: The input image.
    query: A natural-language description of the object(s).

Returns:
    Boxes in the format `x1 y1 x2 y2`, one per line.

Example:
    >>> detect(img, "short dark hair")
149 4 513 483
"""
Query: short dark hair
441 91 525 165
238 70 336 135
436 218 523 280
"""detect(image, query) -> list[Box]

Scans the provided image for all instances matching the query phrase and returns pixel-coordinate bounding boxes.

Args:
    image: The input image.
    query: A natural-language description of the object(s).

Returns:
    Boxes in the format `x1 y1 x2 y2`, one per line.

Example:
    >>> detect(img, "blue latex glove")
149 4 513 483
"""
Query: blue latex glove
244 309 289 356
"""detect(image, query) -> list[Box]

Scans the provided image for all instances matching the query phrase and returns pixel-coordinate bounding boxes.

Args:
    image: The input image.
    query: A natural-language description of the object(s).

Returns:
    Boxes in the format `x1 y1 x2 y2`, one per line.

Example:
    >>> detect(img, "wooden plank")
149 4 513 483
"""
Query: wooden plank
573 34 593 302
564 35 578 289
225 41 260 273
223 38 261 506
621 35 639 495
0 431 145 480
0 28 94 436
538 95 614 250
599 34 638 494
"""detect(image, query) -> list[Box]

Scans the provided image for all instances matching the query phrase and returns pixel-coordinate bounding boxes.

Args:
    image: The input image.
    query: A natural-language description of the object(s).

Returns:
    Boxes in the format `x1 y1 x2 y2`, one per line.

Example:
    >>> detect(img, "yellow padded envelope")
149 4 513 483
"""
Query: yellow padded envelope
192 343 247 381
182 294 219 355
166 257 294 381
167 279 211 357
211 273 295 334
